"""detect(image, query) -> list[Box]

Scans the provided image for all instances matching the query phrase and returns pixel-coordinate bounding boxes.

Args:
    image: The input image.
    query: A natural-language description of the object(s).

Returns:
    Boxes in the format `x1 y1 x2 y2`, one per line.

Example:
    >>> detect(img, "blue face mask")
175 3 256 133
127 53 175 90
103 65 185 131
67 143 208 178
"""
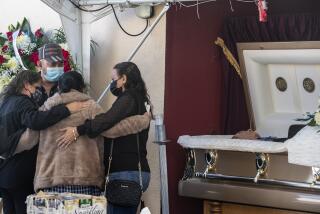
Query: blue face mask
44 67 64 82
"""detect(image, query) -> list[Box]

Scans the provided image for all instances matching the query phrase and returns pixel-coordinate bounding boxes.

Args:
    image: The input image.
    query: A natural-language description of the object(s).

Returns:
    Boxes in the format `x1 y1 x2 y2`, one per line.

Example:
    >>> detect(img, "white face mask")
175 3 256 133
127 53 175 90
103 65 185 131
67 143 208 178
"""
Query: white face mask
43 67 64 82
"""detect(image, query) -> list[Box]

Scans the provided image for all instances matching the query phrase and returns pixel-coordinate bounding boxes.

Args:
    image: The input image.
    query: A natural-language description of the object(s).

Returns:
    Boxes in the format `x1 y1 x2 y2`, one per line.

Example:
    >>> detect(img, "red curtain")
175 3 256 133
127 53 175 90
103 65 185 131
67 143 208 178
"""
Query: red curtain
164 3 230 213
164 1 320 213
163 2 257 213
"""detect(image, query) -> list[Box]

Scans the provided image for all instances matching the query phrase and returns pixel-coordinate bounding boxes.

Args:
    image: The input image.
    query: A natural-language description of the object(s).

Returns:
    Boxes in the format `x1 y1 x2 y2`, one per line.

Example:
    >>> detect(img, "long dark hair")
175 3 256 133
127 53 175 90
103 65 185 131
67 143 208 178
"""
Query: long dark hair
58 71 85 93
114 62 152 113
0 70 41 102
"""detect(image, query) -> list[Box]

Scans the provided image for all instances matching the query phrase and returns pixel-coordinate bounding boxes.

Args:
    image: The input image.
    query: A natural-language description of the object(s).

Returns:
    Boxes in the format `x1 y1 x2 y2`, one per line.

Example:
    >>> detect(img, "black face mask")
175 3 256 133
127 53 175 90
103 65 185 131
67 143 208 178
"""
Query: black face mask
110 80 122 97
30 86 40 98
26 88 36 99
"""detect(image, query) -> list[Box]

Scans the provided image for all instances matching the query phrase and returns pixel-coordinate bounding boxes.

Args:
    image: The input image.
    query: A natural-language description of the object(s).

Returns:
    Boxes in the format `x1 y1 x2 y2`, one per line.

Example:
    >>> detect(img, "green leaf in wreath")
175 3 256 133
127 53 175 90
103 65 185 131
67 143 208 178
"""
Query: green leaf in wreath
20 18 35 41
8 24 16 32
0 34 7 46
308 119 317 126
54 27 67 44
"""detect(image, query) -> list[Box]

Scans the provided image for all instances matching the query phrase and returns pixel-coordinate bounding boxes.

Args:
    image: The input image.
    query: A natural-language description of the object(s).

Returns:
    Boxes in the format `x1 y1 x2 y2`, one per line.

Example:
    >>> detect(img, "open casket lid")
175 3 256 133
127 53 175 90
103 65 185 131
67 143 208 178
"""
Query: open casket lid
237 42 320 138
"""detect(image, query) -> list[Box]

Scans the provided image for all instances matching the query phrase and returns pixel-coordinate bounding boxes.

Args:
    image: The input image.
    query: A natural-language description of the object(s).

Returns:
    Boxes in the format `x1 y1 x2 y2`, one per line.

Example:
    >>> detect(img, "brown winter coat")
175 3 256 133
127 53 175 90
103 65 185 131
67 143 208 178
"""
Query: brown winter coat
17 90 150 191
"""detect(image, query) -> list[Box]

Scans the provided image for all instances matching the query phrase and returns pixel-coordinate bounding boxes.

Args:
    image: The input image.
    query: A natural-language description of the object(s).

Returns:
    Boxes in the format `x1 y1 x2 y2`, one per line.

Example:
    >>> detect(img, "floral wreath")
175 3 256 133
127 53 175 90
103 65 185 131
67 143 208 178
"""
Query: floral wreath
0 18 77 91
296 99 320 128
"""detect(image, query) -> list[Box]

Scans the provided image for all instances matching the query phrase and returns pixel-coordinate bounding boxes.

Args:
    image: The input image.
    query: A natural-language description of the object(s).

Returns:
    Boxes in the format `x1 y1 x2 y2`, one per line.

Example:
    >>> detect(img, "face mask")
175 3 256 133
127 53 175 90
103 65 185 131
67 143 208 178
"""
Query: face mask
30 86 41 100
110 80 123 97
43 67 64 82
25 88 36 99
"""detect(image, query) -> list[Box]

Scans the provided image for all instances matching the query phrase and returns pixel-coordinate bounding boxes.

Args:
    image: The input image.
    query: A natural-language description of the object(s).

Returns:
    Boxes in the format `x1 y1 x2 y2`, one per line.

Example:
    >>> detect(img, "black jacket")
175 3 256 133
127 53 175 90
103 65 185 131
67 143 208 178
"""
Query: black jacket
77 90 150 173
0 125 25 159
32 84 58 106
0 94 70 188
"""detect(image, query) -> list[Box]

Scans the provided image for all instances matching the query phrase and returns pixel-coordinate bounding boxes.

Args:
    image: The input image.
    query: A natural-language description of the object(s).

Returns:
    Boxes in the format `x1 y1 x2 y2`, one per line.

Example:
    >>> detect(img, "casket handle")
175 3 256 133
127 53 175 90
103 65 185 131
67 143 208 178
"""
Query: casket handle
311 167 320 186
254 153 269 183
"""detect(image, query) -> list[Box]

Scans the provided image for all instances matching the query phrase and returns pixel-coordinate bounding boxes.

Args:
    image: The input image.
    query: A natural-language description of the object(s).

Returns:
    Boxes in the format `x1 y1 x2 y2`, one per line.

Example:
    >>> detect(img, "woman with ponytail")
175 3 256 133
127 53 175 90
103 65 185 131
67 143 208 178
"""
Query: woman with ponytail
58 62 152 214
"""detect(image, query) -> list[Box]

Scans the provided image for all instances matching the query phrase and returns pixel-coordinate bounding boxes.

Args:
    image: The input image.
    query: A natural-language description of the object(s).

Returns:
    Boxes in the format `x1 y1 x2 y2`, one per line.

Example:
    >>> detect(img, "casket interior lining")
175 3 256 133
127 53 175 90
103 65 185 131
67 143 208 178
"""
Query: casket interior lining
238 42 320 138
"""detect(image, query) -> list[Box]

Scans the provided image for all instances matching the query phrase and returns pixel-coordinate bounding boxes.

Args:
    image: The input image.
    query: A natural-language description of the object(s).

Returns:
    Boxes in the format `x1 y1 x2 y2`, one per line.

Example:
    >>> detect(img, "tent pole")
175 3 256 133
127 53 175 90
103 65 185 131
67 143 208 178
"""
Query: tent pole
127 3 170 62
97 4 170 104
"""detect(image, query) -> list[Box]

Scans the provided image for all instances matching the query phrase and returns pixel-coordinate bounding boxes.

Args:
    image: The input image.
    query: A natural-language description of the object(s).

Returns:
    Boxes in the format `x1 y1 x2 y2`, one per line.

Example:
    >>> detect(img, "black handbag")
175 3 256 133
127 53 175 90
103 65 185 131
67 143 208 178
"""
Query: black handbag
105 179 142 207
105 134 143 207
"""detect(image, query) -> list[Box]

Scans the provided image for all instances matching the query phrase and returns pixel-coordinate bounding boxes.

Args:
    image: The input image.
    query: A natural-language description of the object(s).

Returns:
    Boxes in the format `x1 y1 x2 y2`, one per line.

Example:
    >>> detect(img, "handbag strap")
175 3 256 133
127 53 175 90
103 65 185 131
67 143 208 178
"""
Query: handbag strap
105 139 114 184
105 134 143 190
105 92 144 191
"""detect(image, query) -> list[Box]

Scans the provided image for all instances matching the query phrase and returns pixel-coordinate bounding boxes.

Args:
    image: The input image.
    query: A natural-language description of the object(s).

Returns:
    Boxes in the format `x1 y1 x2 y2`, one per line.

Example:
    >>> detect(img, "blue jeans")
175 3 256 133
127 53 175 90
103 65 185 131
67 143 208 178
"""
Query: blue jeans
107 171 150 214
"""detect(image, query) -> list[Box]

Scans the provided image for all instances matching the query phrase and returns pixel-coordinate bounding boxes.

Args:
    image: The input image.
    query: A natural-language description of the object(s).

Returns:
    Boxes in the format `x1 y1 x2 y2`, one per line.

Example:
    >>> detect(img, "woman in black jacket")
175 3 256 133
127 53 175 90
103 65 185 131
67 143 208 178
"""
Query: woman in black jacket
0 70 85 214
58 62 152 214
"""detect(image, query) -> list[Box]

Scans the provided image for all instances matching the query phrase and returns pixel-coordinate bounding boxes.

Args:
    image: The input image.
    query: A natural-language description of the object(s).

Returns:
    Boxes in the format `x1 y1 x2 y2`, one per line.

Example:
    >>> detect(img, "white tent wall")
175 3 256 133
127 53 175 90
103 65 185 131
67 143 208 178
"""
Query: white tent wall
89 6 165 214
1 1 164 213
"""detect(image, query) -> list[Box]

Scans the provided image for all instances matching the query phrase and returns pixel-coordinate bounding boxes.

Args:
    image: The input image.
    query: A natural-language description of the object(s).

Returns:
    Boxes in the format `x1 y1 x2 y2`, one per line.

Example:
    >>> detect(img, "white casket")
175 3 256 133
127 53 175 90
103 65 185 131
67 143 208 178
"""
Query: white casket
178 42 320 213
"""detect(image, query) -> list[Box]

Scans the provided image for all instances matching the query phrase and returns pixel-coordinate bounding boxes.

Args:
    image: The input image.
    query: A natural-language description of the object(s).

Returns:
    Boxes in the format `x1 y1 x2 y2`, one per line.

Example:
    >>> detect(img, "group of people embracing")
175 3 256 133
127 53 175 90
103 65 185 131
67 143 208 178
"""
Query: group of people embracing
0 43 152 214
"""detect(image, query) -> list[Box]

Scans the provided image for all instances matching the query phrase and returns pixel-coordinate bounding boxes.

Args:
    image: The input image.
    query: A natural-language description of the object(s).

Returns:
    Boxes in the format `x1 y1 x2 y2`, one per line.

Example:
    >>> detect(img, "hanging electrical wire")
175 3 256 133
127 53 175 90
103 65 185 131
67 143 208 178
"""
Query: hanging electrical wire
176 0 217 8
111 5 149 37
229 0 234 12
176 0 217 19
68 0 110 12
234 0 258 2
176 0 258 8
175 0 265 22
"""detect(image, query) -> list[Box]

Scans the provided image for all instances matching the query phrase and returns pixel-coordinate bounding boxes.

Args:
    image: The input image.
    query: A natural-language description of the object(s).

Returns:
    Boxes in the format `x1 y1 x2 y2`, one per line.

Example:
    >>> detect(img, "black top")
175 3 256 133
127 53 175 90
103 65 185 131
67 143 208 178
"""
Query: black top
77 90 150 173
0 95 70 188
32 84 58 106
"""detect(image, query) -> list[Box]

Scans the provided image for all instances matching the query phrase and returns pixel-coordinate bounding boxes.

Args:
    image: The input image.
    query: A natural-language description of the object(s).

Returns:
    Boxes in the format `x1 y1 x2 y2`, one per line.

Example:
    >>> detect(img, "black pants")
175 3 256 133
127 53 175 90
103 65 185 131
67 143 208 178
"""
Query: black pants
0 185 34 214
